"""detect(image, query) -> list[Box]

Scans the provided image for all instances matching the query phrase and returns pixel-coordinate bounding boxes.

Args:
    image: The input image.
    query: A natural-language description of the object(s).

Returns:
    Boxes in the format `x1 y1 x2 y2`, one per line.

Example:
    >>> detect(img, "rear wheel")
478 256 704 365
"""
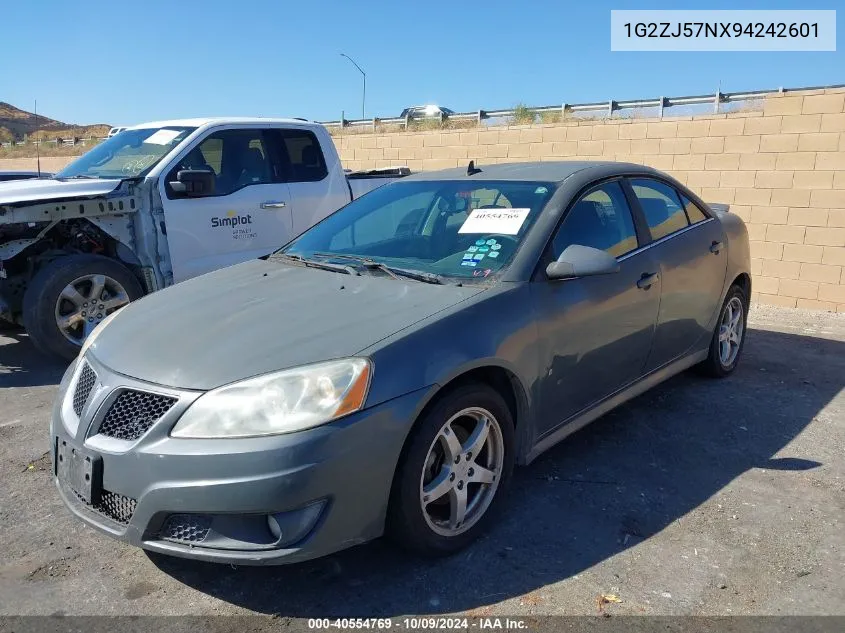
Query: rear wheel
387 384 514 556
23 255 143 360
697 284 748 378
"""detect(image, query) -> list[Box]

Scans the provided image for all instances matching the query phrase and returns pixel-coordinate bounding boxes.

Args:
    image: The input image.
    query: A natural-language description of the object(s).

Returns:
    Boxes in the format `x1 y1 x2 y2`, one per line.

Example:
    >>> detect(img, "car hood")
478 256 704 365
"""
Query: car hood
0 177 122 206
89 259 485 390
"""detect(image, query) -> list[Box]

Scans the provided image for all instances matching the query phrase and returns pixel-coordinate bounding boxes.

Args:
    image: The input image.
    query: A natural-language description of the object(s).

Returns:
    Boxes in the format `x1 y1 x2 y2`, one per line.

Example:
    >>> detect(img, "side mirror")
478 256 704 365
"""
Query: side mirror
546 244 620 280
169 169 215 197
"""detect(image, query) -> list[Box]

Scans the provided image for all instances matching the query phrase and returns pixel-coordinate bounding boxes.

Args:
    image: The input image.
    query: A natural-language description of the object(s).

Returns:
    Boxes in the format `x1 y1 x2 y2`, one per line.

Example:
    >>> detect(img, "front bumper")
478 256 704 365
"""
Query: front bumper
51 354 430 565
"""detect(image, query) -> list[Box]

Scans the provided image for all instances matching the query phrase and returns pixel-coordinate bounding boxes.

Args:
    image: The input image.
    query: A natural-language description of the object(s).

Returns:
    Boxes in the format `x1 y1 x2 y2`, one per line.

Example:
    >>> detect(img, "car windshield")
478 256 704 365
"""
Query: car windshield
56 126 196 180
280 179 556 280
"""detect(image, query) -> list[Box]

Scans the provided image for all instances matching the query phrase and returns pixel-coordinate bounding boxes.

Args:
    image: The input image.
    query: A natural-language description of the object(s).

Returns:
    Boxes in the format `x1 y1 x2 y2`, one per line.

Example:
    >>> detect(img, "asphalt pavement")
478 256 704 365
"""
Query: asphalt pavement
0 304 843 618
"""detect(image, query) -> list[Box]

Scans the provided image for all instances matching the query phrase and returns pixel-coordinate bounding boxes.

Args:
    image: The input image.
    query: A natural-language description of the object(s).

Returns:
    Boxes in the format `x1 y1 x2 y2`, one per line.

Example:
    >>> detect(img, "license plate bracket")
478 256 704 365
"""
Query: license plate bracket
56 439 102 505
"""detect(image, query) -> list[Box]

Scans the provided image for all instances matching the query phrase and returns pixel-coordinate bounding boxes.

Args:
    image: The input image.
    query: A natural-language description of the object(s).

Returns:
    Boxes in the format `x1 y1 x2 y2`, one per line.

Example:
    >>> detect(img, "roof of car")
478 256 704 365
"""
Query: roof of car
127 117 321 130
404 161 660 183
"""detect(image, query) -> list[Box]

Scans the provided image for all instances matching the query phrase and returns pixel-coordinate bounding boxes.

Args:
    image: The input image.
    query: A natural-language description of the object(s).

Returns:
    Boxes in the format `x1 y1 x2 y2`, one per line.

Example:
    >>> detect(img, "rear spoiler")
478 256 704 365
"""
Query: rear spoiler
345 167 412 179
708 203 730 215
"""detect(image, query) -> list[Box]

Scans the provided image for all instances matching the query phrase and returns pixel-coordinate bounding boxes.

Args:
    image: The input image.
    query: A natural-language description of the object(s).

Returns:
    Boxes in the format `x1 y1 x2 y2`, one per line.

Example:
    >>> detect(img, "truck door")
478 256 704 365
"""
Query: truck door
159 126 293 283
266 126 351 239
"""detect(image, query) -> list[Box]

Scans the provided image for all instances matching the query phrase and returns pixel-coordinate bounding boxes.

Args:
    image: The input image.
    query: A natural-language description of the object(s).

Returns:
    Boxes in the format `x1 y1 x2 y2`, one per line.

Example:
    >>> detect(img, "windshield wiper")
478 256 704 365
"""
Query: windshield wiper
272 253 359 276
313 253 444 285
59 174 98 180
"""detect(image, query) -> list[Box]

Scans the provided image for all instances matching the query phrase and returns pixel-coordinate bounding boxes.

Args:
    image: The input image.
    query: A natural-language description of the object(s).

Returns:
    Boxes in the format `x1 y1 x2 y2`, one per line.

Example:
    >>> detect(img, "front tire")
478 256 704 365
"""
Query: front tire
387 383 515 557
23 255 143 360
698 284 748 378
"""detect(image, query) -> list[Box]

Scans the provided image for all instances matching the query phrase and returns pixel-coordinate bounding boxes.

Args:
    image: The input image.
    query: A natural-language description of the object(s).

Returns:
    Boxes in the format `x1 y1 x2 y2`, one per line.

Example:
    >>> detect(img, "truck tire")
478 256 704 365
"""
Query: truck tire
23 254 143 360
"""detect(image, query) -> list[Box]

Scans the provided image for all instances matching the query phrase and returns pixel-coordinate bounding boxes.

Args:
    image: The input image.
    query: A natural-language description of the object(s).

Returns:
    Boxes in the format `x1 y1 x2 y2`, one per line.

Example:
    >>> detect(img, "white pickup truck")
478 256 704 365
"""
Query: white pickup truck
0 118 406 358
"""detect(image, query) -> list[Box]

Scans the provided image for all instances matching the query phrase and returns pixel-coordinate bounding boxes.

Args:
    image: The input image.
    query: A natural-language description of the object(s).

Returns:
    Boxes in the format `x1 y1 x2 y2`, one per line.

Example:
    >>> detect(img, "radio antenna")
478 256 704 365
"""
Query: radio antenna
34 99 41 178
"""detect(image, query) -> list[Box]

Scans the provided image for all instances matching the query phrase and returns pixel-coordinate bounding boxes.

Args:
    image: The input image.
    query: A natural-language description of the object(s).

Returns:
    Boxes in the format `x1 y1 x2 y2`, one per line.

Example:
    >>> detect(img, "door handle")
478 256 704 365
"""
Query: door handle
710 240 723 254
260 201 287 209
637 272 659 290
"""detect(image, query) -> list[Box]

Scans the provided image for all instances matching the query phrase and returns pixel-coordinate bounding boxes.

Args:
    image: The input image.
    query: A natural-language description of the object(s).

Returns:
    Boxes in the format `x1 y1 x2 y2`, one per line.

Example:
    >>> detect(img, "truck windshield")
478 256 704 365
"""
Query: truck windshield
280 179 556 280
55 127 196 180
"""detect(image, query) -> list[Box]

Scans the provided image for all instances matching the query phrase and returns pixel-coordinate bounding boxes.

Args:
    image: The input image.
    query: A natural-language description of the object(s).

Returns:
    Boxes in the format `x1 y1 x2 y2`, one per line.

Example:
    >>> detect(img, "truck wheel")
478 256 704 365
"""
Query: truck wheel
23 255 143 360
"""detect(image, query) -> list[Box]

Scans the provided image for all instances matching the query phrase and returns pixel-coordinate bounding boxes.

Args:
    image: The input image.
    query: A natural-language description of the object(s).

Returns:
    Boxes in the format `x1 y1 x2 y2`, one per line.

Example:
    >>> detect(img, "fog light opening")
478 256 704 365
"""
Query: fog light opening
267 500 326 547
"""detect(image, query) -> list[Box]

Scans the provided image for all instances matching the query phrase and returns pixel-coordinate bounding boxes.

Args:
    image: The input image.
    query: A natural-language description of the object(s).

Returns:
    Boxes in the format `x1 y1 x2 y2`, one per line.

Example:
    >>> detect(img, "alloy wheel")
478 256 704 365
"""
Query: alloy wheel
419 407 505 537
718 296 744 367
54 274 130 346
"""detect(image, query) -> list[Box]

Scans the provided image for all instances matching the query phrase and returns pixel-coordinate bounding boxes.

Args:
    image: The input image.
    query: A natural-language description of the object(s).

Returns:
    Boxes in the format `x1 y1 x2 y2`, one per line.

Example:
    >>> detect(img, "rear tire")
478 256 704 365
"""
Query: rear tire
697 284 748 378
387 383 515 557
22 255 143 360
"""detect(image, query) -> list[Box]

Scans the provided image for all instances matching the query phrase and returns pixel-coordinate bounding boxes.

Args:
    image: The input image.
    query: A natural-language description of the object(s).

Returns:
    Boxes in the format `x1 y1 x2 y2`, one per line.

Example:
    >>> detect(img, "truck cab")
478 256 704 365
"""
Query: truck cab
0 118 403 359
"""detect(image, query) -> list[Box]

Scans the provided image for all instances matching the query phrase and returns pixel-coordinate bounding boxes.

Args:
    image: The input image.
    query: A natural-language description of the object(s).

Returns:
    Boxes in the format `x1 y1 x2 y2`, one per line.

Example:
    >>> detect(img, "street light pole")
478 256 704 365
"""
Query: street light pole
340 53 366 120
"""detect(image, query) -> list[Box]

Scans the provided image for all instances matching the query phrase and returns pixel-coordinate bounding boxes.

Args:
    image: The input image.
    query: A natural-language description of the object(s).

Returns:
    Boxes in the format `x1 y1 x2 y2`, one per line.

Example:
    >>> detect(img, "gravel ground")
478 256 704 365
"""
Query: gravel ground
0 304 843 618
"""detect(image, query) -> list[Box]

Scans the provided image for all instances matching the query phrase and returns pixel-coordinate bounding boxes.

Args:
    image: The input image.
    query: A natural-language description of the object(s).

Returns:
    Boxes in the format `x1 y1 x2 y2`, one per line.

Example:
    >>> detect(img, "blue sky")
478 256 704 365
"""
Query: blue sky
2 0 842 126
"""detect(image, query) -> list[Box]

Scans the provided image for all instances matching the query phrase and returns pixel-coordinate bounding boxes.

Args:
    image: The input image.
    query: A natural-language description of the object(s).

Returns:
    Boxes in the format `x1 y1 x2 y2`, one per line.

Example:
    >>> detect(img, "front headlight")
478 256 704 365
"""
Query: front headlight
170 358 372 439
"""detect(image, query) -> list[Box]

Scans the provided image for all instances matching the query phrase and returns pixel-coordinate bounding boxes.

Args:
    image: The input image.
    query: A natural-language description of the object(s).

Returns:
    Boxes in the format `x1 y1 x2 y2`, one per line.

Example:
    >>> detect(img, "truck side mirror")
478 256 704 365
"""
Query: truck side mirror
170 169 215 197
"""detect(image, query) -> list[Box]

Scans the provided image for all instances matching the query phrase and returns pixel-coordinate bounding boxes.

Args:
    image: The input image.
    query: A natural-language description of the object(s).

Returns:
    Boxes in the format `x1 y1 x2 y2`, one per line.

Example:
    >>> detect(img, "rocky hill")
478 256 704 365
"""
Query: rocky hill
0 102 110 142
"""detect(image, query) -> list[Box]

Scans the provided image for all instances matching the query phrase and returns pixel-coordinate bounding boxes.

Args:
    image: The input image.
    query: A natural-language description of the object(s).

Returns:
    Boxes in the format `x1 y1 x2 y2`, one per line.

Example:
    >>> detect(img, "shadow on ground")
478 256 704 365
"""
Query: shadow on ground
0 330 67 388
140 327 842 616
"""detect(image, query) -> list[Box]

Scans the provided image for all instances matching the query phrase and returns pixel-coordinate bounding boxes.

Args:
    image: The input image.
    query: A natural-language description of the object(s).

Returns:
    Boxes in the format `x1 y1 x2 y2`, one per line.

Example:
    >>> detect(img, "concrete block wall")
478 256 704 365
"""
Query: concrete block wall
1 89 842 311
334 88 845 311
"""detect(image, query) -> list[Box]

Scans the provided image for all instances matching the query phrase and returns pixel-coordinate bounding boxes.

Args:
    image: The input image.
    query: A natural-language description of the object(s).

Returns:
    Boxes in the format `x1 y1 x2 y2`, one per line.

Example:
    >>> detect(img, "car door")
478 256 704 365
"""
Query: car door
626 178 727 371
267 126 350 239
531 179 661 437
160 126 293 283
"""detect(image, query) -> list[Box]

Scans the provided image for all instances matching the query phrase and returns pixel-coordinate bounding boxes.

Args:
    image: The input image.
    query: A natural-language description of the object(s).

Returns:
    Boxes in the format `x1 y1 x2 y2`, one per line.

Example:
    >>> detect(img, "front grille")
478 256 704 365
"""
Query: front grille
71 487 137 525
161 514 211 544
72 362 97 416
96 491 137 524
98 390 177 441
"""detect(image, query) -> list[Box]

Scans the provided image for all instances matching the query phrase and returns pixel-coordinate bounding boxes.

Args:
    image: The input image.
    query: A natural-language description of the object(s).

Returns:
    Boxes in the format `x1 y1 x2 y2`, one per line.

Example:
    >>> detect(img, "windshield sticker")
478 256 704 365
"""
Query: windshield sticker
144 129 182 145
535 186 549 194
478 246 489 252
487 251 500 258
486 239 497 245
467 246 478 252
462 253 474 260
473 253 485 261
461 260 478 267
458 208 530 235
475 239 486 246
491 243 502 250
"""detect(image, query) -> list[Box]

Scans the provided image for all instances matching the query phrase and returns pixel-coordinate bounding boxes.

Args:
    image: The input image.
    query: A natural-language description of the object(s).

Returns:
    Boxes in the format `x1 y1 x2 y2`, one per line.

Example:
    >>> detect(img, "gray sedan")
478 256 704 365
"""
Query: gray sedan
51 161 751 565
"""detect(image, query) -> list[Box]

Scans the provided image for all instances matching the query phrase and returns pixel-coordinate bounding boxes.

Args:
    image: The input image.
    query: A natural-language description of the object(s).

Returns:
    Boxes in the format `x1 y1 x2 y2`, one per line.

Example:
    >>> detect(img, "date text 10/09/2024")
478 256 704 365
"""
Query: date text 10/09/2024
308 618 529 630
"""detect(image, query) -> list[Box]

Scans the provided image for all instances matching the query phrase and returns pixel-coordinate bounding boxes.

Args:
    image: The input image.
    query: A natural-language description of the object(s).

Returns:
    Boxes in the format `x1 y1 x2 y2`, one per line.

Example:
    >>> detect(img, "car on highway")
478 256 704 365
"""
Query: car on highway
400 105 455 118
52 160 750 565
0 118 405 359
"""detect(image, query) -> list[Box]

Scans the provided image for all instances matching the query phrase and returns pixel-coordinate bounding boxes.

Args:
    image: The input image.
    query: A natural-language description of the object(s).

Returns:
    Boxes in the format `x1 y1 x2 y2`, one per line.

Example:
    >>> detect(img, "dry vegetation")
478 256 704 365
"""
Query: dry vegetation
0 102 109 157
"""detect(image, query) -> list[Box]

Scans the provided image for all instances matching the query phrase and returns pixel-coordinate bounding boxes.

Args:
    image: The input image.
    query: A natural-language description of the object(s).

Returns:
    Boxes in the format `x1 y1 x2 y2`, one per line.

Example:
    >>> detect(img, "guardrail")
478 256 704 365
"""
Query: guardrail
3 82 843 148
320 83 845 130
1 136 105 149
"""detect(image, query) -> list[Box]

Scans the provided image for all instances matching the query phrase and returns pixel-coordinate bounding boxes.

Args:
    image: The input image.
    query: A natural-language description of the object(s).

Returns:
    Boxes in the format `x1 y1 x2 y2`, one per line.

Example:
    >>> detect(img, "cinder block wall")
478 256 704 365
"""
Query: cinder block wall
2 89 843 311
334 88 845 312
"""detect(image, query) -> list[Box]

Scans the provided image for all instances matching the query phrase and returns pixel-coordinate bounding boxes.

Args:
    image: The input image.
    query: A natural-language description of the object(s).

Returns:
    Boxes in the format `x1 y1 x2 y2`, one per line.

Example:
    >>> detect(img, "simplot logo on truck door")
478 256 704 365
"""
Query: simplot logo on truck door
211 210 253 228
212 210 257 241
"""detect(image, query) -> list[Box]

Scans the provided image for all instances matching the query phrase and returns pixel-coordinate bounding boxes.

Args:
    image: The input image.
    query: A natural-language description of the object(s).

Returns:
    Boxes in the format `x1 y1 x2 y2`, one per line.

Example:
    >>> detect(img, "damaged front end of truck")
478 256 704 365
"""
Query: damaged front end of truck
0 178 165 357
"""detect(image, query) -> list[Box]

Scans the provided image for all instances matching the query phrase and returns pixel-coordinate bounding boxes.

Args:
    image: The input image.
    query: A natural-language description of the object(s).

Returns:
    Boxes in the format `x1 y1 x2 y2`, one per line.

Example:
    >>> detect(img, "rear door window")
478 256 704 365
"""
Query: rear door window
269 129 328 183
680 194 709 224
629 178 690 240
